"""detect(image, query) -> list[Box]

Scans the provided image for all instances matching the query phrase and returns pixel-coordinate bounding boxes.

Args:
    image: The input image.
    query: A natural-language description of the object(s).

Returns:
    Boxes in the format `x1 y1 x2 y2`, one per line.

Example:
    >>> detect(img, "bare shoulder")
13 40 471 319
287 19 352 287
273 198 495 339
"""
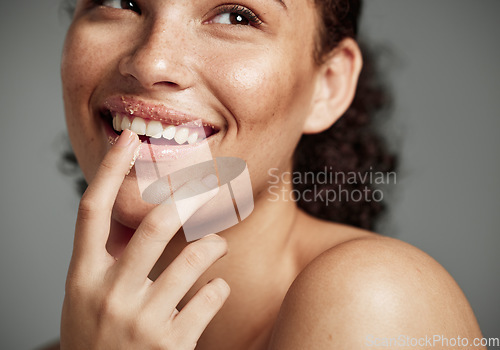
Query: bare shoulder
269 234 484 350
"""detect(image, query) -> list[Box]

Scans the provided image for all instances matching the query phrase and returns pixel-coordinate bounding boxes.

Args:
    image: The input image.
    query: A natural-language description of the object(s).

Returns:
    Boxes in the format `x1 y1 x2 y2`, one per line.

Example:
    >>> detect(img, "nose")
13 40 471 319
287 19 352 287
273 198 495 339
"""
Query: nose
119 21 195 91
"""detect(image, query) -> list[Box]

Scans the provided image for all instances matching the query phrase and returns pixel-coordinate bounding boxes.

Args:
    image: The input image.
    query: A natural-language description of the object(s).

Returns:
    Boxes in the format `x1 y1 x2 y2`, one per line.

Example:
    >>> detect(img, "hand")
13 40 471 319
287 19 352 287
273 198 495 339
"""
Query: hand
60 129 230 350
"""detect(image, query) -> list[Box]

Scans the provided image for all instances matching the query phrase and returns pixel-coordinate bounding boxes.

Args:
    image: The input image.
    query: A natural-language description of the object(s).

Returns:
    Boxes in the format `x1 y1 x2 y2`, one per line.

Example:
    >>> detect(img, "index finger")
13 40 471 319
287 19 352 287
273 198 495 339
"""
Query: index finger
72 129 140 264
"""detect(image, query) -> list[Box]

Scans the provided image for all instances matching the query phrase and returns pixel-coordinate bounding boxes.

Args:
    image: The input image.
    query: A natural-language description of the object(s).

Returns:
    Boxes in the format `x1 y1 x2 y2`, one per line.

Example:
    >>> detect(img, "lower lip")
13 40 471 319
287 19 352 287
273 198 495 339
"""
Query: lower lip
102 118 215 162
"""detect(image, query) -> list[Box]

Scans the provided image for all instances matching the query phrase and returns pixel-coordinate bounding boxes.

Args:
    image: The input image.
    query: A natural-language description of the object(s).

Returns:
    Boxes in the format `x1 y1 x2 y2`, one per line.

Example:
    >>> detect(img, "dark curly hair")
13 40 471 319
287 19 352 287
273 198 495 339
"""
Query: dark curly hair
60 0 397 231
293 0 397 230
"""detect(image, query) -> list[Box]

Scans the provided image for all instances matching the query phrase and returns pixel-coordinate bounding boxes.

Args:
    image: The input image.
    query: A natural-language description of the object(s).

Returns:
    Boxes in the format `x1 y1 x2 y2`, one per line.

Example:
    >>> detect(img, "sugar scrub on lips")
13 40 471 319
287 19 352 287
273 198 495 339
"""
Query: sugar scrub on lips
102 96 219 161
103 95 254 241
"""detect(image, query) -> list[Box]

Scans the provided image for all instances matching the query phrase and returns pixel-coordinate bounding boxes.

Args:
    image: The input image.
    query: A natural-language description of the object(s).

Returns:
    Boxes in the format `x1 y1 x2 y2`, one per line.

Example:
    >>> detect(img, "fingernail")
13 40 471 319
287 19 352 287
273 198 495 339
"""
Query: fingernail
201 174 219 189
116 129 137 148
203 233 225 243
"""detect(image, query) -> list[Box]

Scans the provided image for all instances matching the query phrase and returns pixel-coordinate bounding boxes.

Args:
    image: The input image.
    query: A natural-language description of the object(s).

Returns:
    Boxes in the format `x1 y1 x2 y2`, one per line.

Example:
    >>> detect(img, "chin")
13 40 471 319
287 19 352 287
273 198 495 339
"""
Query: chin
112 174 156 229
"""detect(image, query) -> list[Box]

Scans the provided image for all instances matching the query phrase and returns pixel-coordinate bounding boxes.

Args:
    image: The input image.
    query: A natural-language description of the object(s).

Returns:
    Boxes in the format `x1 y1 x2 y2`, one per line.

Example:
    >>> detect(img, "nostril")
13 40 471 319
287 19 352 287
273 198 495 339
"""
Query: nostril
154 81 179 88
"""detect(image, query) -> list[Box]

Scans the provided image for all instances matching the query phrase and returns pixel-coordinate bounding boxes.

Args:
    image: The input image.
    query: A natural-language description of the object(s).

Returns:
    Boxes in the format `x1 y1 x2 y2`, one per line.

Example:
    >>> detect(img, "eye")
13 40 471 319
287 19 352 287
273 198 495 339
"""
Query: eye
94 0 141 14
210 5 262 27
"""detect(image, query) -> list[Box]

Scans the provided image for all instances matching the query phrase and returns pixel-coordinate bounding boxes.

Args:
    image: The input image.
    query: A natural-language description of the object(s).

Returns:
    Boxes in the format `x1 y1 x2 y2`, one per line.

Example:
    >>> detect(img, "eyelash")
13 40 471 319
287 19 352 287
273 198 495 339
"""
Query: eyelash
90 0 141 14
212 4 263 27
88 1 262 27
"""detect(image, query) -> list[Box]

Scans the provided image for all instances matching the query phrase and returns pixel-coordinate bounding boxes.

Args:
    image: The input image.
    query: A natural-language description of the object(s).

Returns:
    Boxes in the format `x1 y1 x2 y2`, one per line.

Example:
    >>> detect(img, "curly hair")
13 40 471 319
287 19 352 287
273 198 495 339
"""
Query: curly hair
60 0 397 231
293 0 397 230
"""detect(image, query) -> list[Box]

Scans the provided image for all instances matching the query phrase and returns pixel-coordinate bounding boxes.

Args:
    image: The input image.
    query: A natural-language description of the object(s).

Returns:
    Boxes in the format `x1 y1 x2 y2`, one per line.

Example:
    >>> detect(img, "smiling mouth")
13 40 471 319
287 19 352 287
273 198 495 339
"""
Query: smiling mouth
101 110 219 146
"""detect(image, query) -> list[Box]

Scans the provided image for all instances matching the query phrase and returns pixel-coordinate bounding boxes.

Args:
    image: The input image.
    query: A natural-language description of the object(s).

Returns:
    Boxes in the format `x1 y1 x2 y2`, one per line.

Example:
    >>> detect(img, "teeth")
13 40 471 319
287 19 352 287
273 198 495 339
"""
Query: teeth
113 114 123 132
187 132 198 145
174 127 189 145
112 114 210 145
121 116 132 130
146 120 163 139
163 125 176 140
130 117 146 135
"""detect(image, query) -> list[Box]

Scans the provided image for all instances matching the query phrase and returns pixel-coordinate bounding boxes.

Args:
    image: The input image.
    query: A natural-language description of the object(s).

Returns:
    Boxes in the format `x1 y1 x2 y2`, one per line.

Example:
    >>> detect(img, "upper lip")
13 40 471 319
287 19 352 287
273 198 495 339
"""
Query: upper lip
99 95 221 130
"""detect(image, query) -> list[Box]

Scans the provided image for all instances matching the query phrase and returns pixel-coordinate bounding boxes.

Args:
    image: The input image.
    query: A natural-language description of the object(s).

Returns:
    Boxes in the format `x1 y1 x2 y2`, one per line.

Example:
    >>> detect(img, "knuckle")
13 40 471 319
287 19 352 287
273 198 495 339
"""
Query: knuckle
202 282 226 305
98 291 123 321
99 158 115 173
138 218 165 242
109 309 160 346
124 317 144 343
182 245 207 270
77 197 96 221
78 191 108 221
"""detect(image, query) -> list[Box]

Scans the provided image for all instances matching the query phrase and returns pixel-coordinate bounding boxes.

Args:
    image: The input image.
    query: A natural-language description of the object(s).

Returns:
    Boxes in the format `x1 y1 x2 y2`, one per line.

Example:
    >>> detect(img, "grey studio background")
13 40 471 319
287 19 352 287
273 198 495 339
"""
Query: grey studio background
0 0 499 349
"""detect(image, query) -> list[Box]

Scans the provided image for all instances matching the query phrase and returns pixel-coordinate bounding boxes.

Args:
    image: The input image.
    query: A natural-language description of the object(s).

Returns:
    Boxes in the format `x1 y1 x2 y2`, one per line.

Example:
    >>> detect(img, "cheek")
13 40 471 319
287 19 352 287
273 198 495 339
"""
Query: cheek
206 51 315 192
210 54 310 134
231 64 268 97
61 22 115 181
228 58 289 119
62 20 125 109
62 24 101 102
213 50 314 140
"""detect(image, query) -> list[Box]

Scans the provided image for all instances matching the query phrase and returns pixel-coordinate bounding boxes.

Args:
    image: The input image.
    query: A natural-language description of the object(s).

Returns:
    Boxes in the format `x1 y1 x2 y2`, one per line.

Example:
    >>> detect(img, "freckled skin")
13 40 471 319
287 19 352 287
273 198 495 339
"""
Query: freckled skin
62 0 318 229
57 1 483 350
61 3 329 345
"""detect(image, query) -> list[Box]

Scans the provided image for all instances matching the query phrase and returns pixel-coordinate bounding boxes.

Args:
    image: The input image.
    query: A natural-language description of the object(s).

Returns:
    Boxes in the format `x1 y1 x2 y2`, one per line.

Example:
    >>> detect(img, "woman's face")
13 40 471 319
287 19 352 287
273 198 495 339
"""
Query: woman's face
62 0 322 228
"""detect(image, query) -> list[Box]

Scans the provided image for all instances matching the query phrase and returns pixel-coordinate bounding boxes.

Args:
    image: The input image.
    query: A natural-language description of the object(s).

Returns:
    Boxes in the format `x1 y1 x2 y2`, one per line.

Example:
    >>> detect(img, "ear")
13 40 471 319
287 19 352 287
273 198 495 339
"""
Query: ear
303 38 363 134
